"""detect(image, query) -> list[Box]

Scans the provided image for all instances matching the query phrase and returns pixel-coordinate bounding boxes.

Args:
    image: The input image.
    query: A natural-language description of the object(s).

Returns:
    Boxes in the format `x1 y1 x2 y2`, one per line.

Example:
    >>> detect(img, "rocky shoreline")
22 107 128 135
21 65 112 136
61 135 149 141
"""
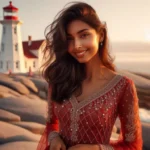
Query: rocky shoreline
0 70 150 150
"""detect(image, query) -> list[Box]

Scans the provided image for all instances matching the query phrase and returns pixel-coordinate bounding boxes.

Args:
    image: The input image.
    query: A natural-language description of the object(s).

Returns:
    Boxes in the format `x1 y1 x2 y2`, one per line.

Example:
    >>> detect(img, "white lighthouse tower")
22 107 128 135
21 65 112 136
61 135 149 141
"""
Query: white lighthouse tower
0 1 25 73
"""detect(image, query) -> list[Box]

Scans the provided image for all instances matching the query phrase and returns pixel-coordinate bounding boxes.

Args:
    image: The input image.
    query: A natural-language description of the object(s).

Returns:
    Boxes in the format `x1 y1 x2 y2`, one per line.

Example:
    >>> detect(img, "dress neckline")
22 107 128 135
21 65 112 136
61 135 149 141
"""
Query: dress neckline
70 74 123 109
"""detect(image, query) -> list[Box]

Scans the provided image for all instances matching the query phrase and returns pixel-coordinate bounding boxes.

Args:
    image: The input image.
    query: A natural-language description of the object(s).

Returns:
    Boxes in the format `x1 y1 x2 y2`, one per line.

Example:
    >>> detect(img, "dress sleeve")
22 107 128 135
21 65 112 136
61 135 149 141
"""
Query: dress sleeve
36 86 59 150
100 79 143 150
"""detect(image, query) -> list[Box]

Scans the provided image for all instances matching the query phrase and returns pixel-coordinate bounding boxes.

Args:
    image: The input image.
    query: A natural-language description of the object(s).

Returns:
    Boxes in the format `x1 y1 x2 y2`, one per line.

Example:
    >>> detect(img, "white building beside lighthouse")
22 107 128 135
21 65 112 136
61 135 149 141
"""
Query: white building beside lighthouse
0 1 45 73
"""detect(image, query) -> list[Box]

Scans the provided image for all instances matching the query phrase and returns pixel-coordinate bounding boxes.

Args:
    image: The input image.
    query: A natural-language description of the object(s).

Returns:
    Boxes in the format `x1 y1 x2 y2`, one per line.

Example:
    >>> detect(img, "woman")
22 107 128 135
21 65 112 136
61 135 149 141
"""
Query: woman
37 2 142 150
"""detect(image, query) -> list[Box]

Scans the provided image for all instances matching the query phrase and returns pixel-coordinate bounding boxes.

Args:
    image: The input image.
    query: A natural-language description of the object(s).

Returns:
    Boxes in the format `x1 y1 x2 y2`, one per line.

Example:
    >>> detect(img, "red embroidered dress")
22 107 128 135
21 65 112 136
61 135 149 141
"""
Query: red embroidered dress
37 75 143 150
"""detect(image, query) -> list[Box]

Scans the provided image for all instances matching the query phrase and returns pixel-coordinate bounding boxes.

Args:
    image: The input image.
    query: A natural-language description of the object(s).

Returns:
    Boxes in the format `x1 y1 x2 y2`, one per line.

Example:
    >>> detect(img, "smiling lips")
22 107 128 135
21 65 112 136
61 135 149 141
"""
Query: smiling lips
75 50 88 57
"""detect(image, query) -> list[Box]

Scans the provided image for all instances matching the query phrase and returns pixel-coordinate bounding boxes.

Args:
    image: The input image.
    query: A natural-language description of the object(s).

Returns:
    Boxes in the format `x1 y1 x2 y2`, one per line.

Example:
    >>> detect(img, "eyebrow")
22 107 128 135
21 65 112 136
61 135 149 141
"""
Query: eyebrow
67 29 89 36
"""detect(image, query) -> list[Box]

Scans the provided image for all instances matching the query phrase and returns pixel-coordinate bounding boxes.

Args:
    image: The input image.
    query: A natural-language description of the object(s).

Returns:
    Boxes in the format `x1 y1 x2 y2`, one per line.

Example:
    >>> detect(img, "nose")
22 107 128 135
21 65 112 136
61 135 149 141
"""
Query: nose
74 39 81 50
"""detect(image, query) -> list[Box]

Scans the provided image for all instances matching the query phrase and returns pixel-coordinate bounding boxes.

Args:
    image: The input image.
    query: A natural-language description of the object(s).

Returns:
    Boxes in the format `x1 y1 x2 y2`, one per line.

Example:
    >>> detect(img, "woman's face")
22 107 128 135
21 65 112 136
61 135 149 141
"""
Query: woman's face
67 20 102 63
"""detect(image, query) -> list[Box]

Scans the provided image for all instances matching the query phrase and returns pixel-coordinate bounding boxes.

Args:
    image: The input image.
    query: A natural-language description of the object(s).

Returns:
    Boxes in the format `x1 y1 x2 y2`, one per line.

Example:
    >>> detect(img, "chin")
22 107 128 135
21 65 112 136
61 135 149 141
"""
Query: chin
76 57 91 63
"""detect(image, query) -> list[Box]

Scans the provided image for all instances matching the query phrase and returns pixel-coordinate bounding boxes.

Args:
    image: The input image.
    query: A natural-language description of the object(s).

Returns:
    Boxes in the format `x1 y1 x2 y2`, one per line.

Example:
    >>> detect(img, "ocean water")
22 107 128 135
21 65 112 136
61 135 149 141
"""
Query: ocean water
114 60 150 74
139 108 150 123
111 42 150 74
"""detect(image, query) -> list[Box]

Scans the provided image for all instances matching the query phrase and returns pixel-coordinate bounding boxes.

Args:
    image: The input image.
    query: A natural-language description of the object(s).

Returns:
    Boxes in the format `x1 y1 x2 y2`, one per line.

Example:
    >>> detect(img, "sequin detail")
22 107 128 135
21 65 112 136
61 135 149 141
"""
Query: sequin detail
37 76 143 150
69 75 124 142
121 81 141 142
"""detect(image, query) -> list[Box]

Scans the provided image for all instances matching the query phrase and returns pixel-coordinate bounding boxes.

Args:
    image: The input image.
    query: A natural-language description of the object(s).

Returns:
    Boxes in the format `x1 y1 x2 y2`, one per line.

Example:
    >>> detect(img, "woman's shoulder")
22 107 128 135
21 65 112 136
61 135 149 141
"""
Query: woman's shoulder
103 68 135 88
113 74 137 100
116 73 135 88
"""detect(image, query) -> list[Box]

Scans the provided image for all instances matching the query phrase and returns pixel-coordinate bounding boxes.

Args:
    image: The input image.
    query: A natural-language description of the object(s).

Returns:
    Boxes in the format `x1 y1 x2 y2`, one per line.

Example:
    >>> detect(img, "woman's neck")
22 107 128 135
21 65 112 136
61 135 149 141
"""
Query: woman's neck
84 54 106 82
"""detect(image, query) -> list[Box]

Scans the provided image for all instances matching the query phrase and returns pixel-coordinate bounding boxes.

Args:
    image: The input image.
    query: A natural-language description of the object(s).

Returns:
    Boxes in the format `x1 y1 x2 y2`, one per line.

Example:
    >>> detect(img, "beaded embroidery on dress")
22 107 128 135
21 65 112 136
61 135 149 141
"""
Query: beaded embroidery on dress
36 75 143 150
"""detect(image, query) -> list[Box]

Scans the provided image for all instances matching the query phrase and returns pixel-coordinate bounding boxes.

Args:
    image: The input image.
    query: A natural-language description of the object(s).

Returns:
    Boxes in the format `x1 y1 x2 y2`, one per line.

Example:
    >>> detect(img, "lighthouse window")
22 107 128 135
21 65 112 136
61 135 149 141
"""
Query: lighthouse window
25 61 27 68
14 26 17 34
0 61 3 68
3 26 6 34
15 44 18 51
1 43 4 52
16 61 19 69
33 61 36 68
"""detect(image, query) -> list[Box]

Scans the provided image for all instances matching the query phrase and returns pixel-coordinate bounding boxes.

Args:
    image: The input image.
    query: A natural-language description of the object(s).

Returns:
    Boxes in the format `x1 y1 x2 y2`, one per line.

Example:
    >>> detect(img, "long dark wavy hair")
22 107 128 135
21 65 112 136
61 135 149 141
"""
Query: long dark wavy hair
41 2 116 103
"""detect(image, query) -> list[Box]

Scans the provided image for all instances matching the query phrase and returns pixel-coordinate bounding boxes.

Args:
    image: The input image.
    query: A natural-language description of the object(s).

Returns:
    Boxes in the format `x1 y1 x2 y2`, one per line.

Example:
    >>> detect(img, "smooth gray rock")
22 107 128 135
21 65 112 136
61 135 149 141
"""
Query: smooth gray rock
29 77 48 92
12 75 38 93
0 109 21 122
0 121 41 144
142 122 150 150
0 97 47 124
115 117 121 133
26 93 42 100
0 74 13 81
11 121 45 134
0 78 30 95
39 91 47 99
133 72 150 80
118 70 150 89
0 141 38 150
0 85 21 97
110 132 119 141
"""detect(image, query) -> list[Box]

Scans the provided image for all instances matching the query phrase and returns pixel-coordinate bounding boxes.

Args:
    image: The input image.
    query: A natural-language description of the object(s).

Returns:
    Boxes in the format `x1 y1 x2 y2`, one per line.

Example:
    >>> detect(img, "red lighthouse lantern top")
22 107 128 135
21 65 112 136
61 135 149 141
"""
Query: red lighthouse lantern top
3 1 18 12
3 1 19 21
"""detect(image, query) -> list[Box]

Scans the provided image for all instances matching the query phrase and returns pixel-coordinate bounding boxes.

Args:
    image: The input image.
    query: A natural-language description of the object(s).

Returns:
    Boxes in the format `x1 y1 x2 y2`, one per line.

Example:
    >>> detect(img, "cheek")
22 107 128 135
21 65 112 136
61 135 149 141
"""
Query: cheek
86 34 99 46
86 38 99 50
93 36 99 50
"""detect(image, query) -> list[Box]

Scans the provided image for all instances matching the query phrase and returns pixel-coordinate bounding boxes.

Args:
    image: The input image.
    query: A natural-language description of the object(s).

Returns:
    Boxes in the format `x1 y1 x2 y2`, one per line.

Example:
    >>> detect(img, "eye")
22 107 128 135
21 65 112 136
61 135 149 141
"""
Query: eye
80 33 89 38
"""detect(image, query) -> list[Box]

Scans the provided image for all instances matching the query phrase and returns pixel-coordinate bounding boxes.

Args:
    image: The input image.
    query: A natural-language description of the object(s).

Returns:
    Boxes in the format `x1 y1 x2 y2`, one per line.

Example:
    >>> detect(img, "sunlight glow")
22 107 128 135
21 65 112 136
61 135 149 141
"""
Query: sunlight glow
144 29 150 42
145 33 150 41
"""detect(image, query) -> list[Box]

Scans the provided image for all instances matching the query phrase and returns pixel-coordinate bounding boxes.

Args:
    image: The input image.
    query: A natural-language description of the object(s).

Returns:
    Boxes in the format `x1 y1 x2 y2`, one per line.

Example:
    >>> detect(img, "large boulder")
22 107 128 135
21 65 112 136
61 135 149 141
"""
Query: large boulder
110 132 119 141
0 85 21 97
26 94 42 100
12 76 38 93
112 125 117 133
0 141 38 150
39 91 47 99
137 88 150 96
0 97 47 124
0 121 41 144
0 78 30 95
118 70 150 89
0 74 13 81
0 109 21 122
134 72 150 80
29 78 48 92
0 93 17 98
114 118 121 133
11 121 45 134
118 71 150 109
142 122 150 150
138 95 150 110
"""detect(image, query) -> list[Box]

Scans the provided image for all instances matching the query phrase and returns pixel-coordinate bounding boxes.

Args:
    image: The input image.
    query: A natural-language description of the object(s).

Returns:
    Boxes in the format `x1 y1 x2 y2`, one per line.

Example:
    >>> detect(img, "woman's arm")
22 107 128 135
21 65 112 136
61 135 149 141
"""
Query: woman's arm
100 79 143 150
36 86 59 150
68 79 143 150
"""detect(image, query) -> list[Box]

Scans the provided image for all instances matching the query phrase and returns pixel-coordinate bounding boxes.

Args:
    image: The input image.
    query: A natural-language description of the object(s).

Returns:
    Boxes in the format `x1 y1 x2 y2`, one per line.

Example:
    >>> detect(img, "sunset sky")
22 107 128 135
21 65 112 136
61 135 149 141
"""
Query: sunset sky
0 0 150 42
